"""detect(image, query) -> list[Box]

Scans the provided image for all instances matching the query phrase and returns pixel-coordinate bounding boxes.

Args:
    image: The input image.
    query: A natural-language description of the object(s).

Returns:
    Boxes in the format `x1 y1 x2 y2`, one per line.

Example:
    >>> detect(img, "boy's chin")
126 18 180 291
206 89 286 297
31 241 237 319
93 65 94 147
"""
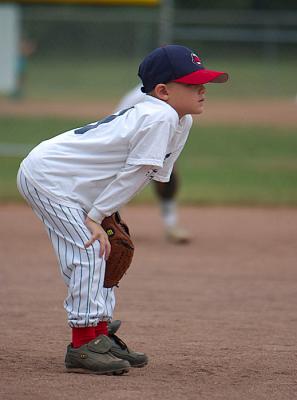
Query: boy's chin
193 107 204 115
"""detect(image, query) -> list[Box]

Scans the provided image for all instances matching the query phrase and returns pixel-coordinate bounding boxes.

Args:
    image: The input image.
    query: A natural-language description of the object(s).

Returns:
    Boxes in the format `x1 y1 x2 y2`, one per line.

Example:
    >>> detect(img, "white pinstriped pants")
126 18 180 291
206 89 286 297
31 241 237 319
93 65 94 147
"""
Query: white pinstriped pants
17 168 115 327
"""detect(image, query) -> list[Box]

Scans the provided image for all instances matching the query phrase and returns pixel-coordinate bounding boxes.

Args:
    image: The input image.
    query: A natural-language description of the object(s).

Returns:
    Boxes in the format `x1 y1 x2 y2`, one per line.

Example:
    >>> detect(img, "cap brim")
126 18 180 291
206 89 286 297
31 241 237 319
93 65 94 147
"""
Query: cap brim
173 69 229 85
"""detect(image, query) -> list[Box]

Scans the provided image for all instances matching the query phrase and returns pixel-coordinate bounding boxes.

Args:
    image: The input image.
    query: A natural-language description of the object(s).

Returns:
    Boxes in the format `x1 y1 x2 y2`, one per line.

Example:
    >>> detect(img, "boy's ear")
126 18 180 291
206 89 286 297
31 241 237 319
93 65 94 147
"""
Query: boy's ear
153 84 169 101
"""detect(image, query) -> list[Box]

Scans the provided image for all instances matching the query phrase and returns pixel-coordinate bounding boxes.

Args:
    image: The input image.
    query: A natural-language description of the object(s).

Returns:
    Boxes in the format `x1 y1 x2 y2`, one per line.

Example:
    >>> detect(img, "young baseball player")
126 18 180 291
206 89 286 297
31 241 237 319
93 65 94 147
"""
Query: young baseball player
17 44 228 375
116 85 189 244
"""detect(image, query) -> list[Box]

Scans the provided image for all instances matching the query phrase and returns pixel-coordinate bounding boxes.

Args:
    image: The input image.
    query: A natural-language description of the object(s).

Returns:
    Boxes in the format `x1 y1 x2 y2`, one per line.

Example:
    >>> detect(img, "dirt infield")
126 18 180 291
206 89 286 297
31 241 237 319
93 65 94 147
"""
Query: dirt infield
1 97 297 127
1 204 297 399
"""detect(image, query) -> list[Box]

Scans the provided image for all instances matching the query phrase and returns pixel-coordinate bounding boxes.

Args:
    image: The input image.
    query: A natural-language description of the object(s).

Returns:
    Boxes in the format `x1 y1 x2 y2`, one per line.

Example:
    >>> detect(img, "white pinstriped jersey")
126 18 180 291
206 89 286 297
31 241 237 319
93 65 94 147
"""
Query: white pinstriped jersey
21 95 192 222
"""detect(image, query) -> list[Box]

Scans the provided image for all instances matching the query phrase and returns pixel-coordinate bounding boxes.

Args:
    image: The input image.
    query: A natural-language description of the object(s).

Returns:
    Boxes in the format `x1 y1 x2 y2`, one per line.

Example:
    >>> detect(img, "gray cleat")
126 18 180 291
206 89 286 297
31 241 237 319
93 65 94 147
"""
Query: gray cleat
65 334 130 375
108 320 149 368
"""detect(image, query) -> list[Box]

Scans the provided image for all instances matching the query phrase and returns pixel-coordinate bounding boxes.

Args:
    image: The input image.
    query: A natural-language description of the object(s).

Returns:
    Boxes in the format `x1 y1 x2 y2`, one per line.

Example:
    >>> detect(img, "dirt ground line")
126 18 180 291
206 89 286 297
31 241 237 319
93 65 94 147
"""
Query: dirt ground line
1 98 297 127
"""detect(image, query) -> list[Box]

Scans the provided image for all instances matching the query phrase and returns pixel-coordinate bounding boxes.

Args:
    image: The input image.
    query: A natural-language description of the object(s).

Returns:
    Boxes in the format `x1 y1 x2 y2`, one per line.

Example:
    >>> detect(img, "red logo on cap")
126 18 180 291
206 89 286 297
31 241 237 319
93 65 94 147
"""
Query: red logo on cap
191 53 201 65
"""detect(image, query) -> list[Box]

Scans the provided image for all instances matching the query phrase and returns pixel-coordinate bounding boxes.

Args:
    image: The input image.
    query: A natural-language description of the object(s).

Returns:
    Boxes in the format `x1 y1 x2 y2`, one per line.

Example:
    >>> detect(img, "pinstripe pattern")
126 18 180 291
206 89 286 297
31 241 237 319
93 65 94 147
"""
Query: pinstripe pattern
17 168 115 327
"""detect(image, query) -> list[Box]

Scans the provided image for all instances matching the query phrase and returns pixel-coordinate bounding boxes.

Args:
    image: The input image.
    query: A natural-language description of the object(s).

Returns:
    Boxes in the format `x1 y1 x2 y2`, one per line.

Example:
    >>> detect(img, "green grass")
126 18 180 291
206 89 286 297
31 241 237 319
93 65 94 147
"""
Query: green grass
1 116 296 205
1 57 296 101
26 59 140 101
205 58 297 99
138 124 297 205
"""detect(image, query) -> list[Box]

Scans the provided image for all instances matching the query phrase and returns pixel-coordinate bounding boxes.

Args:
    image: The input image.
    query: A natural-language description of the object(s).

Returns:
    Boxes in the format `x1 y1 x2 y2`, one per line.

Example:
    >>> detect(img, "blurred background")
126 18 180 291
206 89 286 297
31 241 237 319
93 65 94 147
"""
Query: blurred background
0 0 297 206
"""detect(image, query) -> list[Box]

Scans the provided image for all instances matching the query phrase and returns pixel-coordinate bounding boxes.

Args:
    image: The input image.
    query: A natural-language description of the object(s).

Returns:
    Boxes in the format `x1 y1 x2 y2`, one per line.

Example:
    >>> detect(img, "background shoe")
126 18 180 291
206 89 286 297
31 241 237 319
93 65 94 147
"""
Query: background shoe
166 225 191 244
65 334 130 375
108 320 149 368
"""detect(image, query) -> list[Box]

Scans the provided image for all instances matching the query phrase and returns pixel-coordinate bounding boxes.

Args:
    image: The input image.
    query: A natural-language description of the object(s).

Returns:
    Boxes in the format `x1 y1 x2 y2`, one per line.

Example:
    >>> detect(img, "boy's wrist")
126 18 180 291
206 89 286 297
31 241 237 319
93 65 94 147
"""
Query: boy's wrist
85 215 101 225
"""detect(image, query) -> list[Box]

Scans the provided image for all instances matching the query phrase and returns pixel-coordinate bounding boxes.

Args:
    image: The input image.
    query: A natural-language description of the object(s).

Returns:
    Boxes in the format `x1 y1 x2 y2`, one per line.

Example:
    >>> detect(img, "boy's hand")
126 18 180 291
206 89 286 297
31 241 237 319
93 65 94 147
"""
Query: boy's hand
84 216 111 260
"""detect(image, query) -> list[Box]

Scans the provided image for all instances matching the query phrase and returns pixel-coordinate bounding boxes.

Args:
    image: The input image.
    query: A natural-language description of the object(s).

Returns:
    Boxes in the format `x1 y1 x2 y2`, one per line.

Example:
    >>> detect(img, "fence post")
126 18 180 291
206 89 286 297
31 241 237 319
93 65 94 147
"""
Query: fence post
0 4 20 94
159 0 174 45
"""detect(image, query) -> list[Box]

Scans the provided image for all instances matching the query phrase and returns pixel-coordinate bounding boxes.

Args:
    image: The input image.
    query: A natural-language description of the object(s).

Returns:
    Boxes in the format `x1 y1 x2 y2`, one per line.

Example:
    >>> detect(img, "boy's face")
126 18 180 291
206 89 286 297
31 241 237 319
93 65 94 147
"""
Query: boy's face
165 82 206 118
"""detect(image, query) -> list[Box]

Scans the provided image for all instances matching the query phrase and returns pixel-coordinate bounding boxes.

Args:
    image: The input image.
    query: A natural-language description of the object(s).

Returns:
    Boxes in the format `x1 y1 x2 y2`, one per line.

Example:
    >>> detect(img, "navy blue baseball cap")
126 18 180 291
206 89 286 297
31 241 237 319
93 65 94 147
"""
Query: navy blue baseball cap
138 45 229 93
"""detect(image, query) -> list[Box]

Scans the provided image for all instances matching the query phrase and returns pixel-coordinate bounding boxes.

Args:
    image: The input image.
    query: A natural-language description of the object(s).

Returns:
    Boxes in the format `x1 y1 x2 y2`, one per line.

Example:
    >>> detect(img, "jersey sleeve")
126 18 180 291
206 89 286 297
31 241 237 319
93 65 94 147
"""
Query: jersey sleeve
126 120 173 168
87 164 158 223
153 115 192 182
152 145 184 182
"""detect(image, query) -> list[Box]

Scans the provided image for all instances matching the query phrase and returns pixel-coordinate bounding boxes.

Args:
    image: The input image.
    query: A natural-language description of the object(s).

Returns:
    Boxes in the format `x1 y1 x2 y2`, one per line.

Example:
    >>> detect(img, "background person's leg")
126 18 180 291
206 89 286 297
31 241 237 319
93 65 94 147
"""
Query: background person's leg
153 166 190 244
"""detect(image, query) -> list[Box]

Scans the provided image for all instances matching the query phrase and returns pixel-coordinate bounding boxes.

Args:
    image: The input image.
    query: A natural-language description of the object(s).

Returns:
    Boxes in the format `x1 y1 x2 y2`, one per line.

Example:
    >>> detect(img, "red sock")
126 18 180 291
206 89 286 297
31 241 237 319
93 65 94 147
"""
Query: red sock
95 321 108 337
72 327 96 348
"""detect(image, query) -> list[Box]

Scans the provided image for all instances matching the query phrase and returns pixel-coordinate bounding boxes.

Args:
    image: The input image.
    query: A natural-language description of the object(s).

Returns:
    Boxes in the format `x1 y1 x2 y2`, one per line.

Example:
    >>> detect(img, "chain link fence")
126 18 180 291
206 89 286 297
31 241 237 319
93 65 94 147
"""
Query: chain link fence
22 5 160 59
1 4 295 100
21 5 297 61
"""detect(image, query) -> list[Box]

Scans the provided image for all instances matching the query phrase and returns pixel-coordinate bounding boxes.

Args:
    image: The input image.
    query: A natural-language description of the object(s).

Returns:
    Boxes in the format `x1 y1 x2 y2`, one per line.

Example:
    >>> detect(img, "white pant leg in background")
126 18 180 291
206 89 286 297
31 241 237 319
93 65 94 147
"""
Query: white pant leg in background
17 168 115 327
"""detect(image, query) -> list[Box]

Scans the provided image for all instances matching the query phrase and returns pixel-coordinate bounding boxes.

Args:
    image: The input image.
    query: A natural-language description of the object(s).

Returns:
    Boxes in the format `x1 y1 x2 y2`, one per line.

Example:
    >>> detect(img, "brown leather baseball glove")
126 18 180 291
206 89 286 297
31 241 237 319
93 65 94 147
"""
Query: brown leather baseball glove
101 212 134 288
